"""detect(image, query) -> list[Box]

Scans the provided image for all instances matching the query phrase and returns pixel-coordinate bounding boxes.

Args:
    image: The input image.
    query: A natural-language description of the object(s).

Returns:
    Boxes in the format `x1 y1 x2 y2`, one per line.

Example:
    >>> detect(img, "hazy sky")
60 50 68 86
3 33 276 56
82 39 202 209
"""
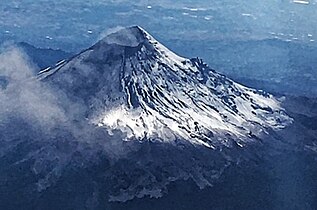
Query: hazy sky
1 0 317 51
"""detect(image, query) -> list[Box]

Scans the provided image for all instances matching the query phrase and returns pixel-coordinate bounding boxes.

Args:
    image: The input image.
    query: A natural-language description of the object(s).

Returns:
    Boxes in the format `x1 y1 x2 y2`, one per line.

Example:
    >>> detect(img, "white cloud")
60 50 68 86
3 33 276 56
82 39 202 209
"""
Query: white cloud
0 47 67 128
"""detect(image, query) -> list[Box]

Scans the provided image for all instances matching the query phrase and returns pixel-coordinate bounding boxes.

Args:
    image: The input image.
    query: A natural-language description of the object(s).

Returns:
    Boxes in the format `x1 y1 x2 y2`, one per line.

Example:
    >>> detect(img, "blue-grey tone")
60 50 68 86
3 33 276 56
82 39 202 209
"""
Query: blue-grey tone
0 1 317 210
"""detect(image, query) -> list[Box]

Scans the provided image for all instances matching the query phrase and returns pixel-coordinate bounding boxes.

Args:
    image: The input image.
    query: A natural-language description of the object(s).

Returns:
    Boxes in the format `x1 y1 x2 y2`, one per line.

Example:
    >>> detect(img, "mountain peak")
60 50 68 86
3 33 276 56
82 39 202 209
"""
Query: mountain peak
39 26 292 149
100 26 149 47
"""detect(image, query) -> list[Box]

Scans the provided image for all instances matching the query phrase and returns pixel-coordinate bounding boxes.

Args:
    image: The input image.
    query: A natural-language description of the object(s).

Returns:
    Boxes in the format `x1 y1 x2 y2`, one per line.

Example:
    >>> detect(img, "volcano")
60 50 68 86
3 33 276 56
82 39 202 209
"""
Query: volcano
38 26 291 149
32 26 296 201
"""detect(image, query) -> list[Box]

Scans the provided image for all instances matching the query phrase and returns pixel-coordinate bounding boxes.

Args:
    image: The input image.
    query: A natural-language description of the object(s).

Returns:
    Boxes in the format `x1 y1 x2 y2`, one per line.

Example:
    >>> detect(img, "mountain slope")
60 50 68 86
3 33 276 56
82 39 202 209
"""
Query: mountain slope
38 26 291 149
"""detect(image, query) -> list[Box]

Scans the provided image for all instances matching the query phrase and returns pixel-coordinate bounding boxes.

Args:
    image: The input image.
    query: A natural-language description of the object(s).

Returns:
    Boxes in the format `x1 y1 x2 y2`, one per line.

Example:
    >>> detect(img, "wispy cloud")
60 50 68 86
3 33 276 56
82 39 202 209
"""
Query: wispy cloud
0 46 67 128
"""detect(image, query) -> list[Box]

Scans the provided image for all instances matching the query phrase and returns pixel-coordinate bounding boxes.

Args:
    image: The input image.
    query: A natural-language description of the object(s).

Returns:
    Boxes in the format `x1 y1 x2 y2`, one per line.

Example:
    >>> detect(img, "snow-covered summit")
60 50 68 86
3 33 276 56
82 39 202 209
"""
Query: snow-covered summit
38 26 292 149
100 26 148 47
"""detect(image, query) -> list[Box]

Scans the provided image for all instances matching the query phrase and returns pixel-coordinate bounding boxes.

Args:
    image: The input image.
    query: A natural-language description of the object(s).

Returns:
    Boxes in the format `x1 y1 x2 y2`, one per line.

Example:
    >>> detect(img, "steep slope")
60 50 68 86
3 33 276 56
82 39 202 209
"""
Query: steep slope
38 26 292 150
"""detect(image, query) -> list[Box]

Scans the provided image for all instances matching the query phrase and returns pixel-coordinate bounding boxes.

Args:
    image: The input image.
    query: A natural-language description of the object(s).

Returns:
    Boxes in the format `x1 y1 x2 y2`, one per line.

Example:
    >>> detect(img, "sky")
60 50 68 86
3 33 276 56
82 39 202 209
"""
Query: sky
1 0 317 52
